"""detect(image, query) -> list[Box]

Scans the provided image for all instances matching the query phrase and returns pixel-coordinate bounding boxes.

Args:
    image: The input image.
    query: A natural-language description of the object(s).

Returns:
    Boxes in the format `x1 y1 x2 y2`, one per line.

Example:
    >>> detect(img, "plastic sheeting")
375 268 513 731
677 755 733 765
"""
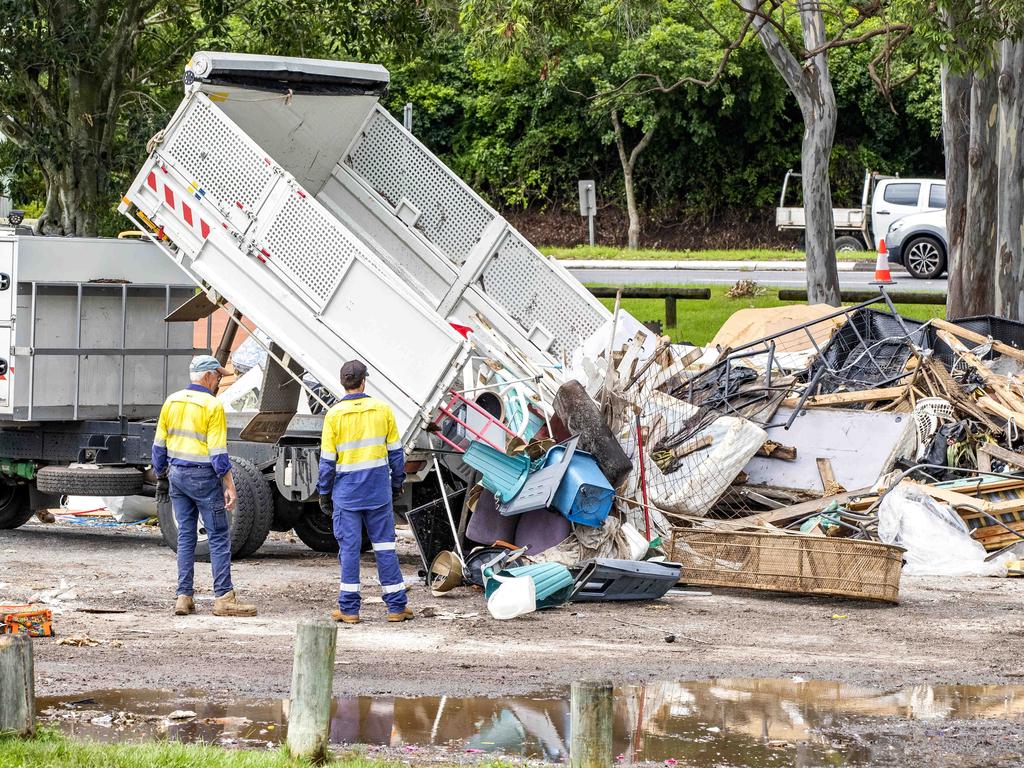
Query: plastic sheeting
878 482 1011 577
620 392 766 517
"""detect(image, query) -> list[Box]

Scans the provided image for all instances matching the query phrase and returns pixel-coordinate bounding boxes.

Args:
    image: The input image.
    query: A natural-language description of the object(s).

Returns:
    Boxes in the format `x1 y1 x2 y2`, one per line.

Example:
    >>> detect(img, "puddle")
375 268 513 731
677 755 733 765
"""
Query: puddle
37 679 1024 766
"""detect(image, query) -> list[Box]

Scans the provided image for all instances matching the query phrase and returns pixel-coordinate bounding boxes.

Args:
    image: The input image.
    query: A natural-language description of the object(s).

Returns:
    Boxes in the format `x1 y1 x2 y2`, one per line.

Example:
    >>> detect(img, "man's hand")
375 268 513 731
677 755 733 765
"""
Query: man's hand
222 472 237 511
155 475 170 505
319 493 333 516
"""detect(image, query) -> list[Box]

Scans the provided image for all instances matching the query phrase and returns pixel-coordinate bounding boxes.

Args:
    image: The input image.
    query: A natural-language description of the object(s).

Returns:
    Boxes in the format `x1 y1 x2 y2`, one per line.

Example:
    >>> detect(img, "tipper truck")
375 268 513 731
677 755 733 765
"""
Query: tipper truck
107 51 616 558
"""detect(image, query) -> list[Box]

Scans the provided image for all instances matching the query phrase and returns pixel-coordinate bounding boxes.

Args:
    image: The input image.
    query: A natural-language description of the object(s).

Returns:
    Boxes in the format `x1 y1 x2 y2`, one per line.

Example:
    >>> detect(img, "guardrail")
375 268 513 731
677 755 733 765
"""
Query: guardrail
585 286 711 328
777 289 946 305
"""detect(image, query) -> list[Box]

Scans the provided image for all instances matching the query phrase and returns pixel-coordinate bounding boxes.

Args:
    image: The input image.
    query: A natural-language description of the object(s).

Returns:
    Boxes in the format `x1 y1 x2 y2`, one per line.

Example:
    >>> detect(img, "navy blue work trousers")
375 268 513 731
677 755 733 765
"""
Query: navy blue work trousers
169 465 234 597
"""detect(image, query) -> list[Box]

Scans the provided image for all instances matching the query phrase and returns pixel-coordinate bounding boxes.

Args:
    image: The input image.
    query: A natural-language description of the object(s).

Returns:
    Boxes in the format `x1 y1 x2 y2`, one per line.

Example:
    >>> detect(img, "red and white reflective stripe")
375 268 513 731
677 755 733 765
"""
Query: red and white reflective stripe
146 171 211 240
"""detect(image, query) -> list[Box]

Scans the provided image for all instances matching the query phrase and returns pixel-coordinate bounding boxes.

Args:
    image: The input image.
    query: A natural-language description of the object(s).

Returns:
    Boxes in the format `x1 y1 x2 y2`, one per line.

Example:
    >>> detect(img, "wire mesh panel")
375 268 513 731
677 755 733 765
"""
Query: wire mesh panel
347 107 494 266
667 529 903 602
482 234 608 359
164 99 276 211
617 300 915 523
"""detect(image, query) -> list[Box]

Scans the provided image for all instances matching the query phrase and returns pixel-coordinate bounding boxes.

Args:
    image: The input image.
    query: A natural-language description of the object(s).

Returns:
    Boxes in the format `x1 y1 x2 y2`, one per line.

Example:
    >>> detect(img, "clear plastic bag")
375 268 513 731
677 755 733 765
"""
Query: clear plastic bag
878 483 1010 577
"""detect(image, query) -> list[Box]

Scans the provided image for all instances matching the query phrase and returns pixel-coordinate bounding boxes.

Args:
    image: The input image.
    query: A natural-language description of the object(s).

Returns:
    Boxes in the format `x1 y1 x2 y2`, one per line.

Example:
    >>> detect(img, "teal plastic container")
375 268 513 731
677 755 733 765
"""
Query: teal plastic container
485 562 575 609
463 440 531 503
543 444 614 527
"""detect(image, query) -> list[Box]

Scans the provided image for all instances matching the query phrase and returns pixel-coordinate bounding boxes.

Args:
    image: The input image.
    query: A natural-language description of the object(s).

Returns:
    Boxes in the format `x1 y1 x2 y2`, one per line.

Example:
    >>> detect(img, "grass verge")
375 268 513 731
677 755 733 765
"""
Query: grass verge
544 245 875 262
0 731 514 768
590 283 945 346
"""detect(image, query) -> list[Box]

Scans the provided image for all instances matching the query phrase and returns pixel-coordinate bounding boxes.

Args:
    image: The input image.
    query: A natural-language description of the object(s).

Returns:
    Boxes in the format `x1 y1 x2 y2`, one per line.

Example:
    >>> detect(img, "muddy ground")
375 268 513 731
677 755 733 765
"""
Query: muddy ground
3 518 1024 766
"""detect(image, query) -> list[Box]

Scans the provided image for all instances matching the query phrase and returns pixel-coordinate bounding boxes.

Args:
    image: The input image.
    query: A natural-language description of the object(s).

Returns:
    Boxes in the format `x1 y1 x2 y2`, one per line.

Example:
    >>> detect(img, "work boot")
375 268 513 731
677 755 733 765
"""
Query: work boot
174 595 195 616
330 609 361 625
387 607 414 623
212 590 257 617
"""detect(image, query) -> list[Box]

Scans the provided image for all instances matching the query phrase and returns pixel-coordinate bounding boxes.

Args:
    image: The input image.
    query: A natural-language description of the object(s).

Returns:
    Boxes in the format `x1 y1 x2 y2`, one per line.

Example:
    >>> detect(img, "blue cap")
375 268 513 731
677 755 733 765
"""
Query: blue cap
189 354 229 375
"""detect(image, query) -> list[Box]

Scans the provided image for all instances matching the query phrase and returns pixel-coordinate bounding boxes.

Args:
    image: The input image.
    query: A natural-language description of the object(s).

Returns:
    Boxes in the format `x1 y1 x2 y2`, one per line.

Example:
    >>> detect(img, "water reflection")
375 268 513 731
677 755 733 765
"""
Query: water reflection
37 679 1024 766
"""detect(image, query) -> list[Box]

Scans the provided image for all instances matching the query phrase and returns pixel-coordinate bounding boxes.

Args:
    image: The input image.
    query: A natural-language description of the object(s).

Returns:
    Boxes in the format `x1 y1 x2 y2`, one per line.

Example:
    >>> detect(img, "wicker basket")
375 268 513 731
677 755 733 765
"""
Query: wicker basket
668 529 903 603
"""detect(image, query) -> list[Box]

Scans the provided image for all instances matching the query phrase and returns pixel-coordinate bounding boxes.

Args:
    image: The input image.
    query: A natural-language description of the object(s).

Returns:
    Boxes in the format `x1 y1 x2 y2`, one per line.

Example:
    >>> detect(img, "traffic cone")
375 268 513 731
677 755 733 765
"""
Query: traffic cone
871 239 895 285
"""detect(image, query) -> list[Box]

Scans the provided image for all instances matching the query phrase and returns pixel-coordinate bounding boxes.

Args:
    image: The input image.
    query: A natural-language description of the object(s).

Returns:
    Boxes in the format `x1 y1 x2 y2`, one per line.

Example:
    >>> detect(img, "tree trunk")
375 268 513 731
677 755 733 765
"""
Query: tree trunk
741 0 840 305
799 83 840 306
994 39 1024 320
949 66 999 318
610 109 658 251
941 63 971 319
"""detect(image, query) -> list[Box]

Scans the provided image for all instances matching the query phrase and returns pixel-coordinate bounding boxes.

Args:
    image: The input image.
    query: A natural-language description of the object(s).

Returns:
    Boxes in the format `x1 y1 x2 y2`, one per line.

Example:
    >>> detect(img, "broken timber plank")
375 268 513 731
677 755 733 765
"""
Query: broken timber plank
756 441 798 461
905 480 993 511
937 329 1024 413
977 442 1024 471
932 319 1024 365
783 386 907 409
816 458 846 496
715 489 868 530
978 395 1024 430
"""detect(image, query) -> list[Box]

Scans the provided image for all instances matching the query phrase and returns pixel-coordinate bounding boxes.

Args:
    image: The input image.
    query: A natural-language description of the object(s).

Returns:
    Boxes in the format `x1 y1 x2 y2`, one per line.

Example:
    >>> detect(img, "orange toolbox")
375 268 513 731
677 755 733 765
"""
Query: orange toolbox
1 604 54 637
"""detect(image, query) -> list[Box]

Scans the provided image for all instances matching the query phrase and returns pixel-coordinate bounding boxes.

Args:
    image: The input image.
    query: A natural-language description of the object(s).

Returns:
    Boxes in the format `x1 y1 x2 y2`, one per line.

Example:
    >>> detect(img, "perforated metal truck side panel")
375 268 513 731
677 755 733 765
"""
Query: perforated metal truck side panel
344 106 609 358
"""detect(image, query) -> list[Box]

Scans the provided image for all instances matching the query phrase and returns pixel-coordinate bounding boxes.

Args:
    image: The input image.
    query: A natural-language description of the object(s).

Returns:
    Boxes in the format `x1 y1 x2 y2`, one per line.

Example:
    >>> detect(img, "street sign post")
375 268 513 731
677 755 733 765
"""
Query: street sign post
578 180 596 247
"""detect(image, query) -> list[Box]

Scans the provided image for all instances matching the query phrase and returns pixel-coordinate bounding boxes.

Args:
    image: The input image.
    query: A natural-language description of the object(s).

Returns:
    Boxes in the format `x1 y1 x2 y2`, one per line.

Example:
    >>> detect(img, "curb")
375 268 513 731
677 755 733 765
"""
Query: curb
558 259 865 272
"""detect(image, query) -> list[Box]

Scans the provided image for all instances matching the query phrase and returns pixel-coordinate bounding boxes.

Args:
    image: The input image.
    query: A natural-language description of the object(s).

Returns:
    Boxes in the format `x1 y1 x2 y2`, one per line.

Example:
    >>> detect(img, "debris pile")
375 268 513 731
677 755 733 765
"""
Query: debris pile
417 294 1024 616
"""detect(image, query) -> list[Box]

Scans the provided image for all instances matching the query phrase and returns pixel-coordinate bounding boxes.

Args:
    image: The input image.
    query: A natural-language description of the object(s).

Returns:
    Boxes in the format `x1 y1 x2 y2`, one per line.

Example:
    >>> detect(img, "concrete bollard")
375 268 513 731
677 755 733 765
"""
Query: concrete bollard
286 619 337 762
0 634 35 736
570 680 613 768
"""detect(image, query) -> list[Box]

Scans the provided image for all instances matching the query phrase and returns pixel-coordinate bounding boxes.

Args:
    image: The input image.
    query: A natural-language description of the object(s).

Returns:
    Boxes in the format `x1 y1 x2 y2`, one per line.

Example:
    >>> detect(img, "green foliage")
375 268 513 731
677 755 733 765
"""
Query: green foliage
890 0 1024 74
0 0 947 240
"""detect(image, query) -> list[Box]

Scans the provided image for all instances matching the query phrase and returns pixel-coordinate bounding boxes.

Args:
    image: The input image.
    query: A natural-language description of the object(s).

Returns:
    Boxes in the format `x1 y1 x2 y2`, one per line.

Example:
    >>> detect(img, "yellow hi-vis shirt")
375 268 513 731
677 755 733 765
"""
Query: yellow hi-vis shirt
317 393 405 510
152 384 230 476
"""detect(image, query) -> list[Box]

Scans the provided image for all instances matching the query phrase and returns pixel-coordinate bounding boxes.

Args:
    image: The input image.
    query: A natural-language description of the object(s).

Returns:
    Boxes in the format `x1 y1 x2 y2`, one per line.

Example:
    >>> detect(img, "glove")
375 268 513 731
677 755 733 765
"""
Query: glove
319 493 333 516
156 475 170 505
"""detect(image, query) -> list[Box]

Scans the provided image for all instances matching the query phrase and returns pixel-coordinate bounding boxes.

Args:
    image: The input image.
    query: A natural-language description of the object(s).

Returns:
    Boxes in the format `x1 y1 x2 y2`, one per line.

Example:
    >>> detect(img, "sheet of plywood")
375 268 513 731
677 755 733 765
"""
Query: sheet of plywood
741 406 915 494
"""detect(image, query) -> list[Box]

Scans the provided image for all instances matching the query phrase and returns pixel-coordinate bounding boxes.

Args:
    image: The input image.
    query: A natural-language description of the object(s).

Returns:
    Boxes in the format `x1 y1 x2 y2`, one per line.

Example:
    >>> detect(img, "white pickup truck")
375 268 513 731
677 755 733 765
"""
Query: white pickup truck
775 169 946 252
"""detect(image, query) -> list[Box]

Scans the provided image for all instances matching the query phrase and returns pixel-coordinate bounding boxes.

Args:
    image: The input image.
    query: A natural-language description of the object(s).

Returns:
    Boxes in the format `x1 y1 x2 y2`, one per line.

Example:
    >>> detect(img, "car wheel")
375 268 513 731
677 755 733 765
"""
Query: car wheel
834 235 865 253
903 236 946 279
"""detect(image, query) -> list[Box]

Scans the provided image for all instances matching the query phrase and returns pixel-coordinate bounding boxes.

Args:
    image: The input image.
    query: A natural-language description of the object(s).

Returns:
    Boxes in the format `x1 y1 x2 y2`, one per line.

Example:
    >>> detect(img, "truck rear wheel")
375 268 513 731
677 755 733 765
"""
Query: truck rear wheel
232 457 274 558
834 235 865 253
292 502 338 553
0 483 33 530
36 465 144 496
156 459 259 561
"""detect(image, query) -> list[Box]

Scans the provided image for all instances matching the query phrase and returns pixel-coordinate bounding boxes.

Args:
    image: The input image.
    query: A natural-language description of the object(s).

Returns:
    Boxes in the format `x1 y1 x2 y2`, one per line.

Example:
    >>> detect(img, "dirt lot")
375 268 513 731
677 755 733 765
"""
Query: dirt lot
4 518 1024 765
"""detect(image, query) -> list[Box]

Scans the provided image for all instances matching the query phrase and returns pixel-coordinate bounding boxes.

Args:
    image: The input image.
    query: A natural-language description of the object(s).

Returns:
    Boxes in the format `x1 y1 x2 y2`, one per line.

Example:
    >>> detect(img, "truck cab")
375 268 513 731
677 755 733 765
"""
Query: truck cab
870 178 946 250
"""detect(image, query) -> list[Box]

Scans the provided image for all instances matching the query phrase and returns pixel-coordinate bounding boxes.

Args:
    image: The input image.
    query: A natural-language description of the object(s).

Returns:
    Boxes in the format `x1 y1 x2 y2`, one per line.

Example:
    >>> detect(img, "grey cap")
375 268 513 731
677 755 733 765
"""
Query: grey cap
189 354 229 375
340 359 368 387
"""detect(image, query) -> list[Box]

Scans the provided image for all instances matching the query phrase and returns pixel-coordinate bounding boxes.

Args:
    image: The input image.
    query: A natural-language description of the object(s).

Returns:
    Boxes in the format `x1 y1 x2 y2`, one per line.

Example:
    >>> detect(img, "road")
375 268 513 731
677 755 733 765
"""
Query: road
565 265 948 292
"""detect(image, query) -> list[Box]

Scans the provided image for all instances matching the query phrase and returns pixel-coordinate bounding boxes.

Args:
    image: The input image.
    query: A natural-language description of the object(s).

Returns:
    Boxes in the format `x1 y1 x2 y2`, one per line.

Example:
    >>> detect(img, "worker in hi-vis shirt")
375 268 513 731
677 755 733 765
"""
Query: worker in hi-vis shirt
154 355 257 617
318 359 411 624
